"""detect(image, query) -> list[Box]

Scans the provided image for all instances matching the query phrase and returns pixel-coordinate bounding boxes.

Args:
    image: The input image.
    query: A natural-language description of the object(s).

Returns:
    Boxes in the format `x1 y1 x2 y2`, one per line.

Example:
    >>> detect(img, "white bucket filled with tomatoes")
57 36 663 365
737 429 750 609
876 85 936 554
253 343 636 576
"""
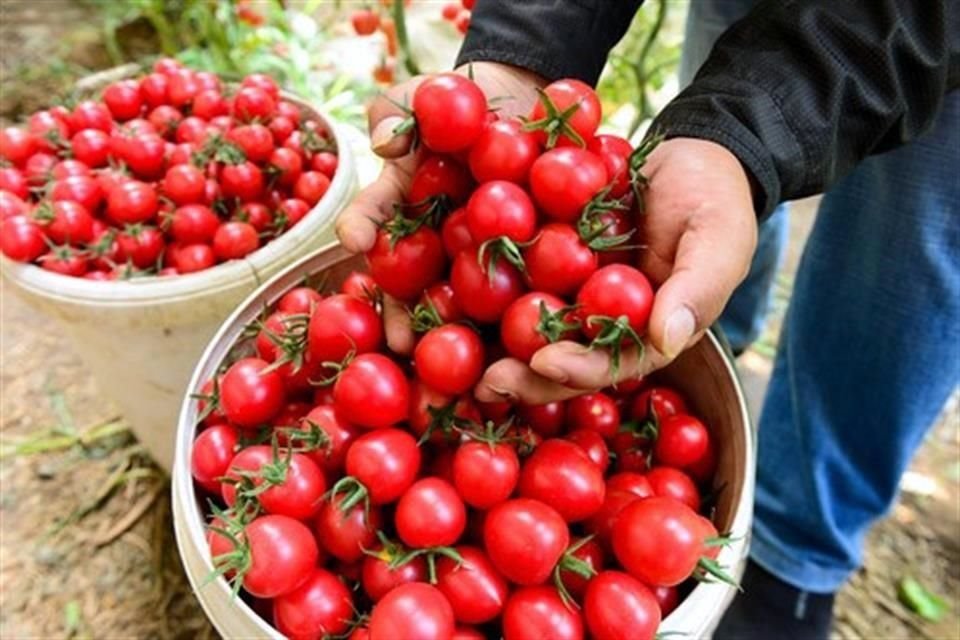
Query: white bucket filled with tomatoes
172 72 756 640
0 59 361 470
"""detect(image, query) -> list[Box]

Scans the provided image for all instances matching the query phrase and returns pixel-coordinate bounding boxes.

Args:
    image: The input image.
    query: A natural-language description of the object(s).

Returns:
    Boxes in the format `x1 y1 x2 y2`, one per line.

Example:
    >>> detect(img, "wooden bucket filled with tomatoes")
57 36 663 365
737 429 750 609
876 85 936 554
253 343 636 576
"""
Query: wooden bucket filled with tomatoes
0 60 361 470
172 244 754 640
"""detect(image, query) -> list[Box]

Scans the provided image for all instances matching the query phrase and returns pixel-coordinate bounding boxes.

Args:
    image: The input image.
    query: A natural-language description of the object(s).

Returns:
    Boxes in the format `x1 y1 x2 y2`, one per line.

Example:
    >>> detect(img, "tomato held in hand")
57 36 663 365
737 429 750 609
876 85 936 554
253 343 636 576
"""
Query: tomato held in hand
468 119 539 184
369 583 456 640
219 357 286 428
502 586 584 640
483 498 569 585
450 250 525 324
530 148 608 223
396 477 467 548
408 155 473 208
273 568 354 640
588 134 633 198
523 223 598 296
345 427 421 504
528 78 601 148
334 354 410 429
413 73 487 153
366 225 445 301
500 291 577 363
577 264 654 339
583 570 661 640
465 180 537 244
414 324 484 395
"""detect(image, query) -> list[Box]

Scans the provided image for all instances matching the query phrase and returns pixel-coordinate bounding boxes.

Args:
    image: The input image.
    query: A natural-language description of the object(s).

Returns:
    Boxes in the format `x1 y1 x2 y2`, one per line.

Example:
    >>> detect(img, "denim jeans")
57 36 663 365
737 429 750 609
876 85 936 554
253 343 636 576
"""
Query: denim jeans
681 0 960 593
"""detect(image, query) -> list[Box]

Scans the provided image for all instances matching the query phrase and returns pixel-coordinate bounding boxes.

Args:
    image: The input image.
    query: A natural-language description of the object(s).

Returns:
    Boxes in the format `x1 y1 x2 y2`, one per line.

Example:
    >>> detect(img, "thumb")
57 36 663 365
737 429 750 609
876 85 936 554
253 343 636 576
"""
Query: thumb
647 216 755 357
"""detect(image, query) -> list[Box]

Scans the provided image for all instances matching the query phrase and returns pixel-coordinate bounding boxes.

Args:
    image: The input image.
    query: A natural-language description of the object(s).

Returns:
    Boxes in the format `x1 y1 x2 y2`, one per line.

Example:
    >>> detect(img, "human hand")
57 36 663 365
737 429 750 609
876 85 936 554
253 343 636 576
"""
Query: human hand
475 138 758 403
335 61 545 354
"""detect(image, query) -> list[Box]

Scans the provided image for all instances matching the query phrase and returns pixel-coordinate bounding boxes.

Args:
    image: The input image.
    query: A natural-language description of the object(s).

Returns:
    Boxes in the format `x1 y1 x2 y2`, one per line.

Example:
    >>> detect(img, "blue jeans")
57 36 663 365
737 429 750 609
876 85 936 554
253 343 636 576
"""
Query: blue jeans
682 0 960 593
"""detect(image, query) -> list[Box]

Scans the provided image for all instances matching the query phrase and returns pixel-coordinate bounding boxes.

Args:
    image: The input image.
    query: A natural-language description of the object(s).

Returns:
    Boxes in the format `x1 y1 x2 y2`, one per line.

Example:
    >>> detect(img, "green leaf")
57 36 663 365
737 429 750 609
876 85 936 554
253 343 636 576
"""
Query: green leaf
898 577 949 622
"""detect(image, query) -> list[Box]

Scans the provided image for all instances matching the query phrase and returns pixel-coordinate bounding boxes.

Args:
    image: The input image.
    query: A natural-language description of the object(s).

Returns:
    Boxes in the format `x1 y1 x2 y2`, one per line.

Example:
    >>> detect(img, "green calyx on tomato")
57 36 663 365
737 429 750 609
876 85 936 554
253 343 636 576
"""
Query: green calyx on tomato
585 314 645 382
523 87 587 149
535 299 582 344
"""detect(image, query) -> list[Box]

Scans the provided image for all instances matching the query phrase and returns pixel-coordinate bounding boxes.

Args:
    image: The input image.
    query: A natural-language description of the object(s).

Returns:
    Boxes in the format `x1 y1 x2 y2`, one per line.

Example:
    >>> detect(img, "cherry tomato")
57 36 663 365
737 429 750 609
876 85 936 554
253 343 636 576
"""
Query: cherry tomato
558 537 605 601
483 498 569 585
213 221 260 260
584 570 661 640
51 159 90 180
647 466 701 511
468 119 539 184
612 496 704 586
606 471 655 498
107 180 158 225
452 440 519 510
235 515 318 598
566 428 610 473
163 164 206 205
51 175 103 213
413 74 487 153
408 155 472 208
502 586 584 640
219 357 286 428
441 207 475 258
1 216 46 262
577 264 654 339
24 152 57 185
278 286 322 314
40 201 95 245
222 446 326 520
269 147 304 188
566 392 619 439
116 226 165 269
171 204 219 244
139 73 169 109
40 247 88 277
228 123 274 163
523 223 598 296
334 354 409 429
528 78 601 148
277 198 311 228
273 568 353 640
294 171 330 206
396 477 467 548
220 161 264 202
414 324 484 395
651 584 680 617
419 281 461 323
631 386 689 421
192 89 229 119
465 180 537 244
295 404 358 474
70 129 111 168
362 545 427 601
519 439 605 522
308 294 383 363
518 401 566 438
0 127 35 166
366 226 445 301
436 546 509 624
310 151 338 178
234 86 277 121
235 201 273 232
314 493 383 562
450 250 525 324
654 414 710 469
584 490 641 553
369 583 455 640
588 134 634 198
28 110 69 151
407 382 479 444
167 69 200 107
530 148 607 222
351 8 380 35
345 427 421 504
269 115 296 144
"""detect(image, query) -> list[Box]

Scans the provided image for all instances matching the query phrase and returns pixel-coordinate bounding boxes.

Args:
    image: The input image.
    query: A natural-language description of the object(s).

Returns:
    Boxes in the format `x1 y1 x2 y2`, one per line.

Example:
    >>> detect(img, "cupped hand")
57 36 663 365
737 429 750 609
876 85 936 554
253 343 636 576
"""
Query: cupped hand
475 138 758 403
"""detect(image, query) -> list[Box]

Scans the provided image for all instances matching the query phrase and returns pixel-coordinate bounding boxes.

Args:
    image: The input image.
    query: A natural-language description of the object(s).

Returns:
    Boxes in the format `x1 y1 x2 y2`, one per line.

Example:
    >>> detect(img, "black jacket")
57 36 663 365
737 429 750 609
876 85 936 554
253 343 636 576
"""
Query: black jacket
456 0 960 217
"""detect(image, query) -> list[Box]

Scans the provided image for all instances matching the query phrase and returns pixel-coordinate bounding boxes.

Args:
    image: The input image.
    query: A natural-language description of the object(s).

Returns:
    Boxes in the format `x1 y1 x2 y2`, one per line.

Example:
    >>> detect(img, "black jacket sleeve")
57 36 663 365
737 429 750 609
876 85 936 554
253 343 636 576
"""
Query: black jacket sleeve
457 0 960 218
652 0 960 217
456 0 642 84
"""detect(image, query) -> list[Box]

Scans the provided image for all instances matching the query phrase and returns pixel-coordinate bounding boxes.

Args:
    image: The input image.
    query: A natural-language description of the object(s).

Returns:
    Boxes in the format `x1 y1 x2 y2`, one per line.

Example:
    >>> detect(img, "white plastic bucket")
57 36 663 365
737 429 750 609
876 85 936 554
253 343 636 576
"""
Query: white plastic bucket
0 96 371 472
171 244 756 639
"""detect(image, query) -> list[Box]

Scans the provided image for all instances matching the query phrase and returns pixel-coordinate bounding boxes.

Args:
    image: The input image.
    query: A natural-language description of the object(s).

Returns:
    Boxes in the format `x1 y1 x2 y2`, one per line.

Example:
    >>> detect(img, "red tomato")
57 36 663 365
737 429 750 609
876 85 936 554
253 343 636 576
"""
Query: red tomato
530 148 608 222
362 544 427 601
588 134 633 198
192 89 229 120
528 78 601 148
647 467 701 511
396 477 467 547
234 86 277 121
366 226 445 301
419 281 461 323
583 571 661 640
294 171 331 206
70 129 111 167
332 356 409 428
296 404 359 474
558 537 605 601
351 8 380 35
577 264 654 339
268 147 304 188
228 124 274 163
519 439 605 522
408 155 472 209
221 446 326 520
0 216 46 262
39 201 94 246
269 115 296 144
523 223 598 296
213 221 260 260
0 192 28 221
24 152 57 185
173 243 215 273
452 440 519 510
51 175 103 212
170 204 219 244
167 69 200 107
174 116 208 144
654 414 710 470
220 161 264 202
163 164 206 205
235 201 273 232
518 401 566 438
139 73 169 109
631 386 689 421
276 100 302 125
310 151 338 178
278 286 322 314
153 57 182 74
414 324 484 395
651 584 680 617
441 2 460 20
308 294 382 363
566 392 619 439
51 159 90 180
606 471 655 498
276 198 311 228
369 583 456 640
68 101 111 134
454 11 471 34
413 74 487 153
344 427 421 504
687 441 717 485
147 105 183 136
468 119 539 184
502 586 584 640
612 496 704 586
314 493 383 562
407 381 479 444
584 490 640 552
40 247 88 277
450 250 525 324
0 127 35 166
273 568 354 640
441 207 475 258
500 291 575 363
566 429 610 473
465 180 537 243
483 498 569 585
219 357 286 428
116 226 165 269
122 134 167 179
436 546 509 624
236 515 318 598
107 180 158 224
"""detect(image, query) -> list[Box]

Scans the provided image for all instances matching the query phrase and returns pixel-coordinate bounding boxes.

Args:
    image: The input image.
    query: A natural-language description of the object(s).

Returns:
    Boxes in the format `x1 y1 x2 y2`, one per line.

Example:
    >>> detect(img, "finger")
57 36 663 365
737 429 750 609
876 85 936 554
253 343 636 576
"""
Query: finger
335 161 412 253
647 215 755 357
383 294 415 356
529 339 675 389
367 78 425 159
475 358 586 405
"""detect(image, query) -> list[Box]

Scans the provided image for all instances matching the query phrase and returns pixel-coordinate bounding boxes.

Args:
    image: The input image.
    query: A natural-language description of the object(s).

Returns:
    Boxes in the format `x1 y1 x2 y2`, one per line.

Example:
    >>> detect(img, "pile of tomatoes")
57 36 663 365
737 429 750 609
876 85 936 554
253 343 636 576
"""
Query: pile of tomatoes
0 59 338 279
189 73 734 640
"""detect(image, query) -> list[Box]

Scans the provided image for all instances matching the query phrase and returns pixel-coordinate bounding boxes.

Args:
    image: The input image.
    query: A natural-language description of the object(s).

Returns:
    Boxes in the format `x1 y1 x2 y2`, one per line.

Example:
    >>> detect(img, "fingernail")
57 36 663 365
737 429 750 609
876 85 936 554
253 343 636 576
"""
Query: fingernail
536 365 569 384
663 306 696 357
487 386 517 402
371 116 405 152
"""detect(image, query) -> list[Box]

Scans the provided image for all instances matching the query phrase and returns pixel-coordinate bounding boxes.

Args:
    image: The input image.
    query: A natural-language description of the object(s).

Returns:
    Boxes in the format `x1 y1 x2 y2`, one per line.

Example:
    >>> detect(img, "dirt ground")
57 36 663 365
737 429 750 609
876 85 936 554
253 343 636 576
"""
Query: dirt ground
1 3 959 639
